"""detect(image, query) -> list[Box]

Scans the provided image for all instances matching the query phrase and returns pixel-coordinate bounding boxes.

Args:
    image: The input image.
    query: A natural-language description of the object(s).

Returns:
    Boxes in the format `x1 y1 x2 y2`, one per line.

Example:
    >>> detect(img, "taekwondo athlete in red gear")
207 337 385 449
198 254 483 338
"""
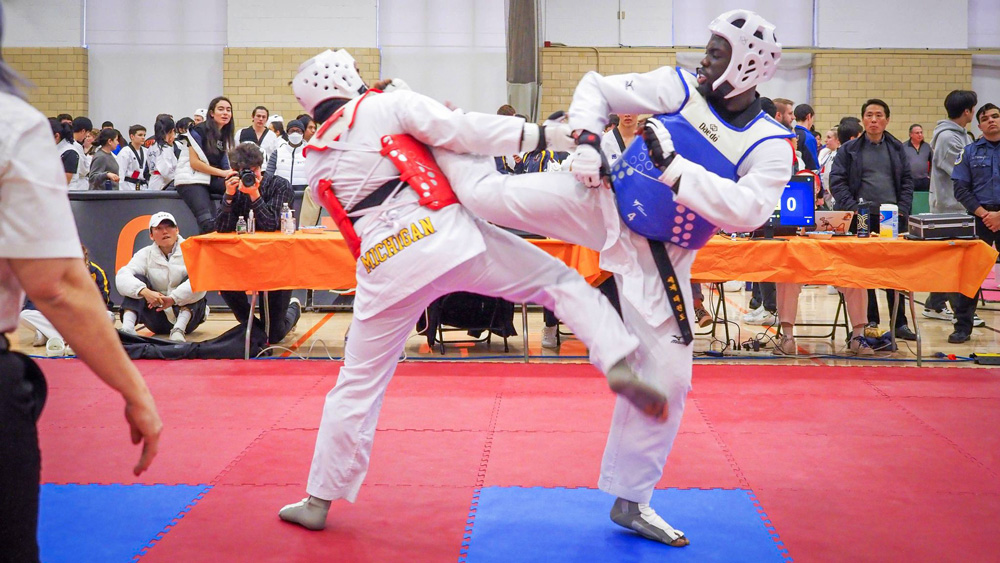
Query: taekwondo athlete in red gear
435 10 794 546
278 48 675 532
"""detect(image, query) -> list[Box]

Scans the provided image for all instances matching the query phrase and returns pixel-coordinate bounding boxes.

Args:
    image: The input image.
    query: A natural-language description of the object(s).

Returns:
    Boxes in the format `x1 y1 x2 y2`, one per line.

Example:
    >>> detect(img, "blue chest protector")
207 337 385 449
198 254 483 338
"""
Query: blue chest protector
610 68 794 249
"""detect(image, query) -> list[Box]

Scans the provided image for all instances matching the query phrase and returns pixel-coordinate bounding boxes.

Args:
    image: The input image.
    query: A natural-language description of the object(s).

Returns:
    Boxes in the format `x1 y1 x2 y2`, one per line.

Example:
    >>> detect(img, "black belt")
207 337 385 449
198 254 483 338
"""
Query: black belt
647 240 693 345
347 180 407 225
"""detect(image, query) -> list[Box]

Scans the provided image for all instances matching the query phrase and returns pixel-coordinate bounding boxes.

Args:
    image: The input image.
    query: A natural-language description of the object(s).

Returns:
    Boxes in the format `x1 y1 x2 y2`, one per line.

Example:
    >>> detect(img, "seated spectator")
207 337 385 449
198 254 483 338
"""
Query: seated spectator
267 119 308 190
215 143 301 345
147 116 177 190
87 128 121 190
116 212 208 342
193 108 207 124
51 118 77 185
773 285 873 356
19 245 114 356
67 116 93 190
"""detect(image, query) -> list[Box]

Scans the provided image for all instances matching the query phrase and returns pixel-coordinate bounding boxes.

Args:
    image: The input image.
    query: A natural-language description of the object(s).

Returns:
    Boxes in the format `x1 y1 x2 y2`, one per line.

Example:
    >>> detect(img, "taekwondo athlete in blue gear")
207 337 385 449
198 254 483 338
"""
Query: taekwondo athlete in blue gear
437 8 794 547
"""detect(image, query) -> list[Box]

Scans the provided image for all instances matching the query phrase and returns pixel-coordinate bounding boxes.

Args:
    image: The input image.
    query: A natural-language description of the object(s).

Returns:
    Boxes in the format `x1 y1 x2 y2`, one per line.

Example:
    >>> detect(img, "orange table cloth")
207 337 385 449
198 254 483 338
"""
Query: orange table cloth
182 231 997 297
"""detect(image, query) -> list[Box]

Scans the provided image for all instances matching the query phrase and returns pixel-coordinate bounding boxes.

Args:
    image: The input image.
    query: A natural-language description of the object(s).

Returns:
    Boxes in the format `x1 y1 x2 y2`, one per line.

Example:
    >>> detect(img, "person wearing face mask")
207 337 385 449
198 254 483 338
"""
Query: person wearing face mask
267 119 308 190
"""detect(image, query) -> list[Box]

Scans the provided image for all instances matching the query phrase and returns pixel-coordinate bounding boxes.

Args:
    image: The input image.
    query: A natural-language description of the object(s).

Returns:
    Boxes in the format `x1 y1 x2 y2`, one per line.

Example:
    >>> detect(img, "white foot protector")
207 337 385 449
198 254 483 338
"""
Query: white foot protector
278 496 330 531
610 497 689 547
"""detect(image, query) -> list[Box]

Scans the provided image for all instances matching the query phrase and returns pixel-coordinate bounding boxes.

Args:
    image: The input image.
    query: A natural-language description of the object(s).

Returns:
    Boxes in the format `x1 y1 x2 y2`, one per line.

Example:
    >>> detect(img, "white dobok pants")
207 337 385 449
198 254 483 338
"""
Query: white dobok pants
439 151 695 504
307 218 640 502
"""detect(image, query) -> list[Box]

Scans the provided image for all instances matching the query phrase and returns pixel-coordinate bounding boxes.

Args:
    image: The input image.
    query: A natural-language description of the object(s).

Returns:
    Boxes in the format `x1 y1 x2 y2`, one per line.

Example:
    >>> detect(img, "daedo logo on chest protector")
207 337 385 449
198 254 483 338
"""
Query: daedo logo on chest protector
610 68 794 250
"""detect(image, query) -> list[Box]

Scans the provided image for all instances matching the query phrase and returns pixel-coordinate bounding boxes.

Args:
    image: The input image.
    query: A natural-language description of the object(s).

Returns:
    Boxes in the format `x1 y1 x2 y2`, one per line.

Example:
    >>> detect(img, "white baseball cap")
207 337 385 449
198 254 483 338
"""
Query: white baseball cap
267 114 284 125
194 108 207 119
149 211 177 230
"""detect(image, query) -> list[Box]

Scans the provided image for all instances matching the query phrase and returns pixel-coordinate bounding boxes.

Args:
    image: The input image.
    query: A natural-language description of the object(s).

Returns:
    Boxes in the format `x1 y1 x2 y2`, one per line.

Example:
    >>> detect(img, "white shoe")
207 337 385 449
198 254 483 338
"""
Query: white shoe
45 337 66 357
742 305 764 323
32 330 46 347
121 325 137 336
922 308 954 322
64 344 75 356
951 314 985 327
722 280 743 293
169 328 186 343
773 334 797 355
541 325 558 349
827 285 839 295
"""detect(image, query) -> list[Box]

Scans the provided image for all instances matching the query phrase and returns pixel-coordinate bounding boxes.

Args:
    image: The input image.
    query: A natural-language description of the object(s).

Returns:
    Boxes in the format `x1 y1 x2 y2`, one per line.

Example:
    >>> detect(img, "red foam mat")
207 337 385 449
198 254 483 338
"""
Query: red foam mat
139 484 474 563
30 359 1000 562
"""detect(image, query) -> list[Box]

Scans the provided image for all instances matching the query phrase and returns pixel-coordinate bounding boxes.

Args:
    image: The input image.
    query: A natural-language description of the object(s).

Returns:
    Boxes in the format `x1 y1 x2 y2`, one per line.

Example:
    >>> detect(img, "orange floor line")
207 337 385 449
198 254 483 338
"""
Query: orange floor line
281 312 336 357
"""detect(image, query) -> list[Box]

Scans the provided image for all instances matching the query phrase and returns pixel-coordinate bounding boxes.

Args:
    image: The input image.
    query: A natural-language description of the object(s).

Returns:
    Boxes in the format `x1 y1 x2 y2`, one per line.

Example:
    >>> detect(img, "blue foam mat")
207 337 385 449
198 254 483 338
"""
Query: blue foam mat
38 483 210 563
463 487 788 562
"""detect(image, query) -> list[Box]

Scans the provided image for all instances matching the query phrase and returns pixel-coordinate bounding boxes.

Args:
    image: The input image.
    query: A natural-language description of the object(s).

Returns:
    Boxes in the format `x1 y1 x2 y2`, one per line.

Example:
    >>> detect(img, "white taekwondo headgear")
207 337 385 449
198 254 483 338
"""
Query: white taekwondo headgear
292 49 368 114
707 9 781 99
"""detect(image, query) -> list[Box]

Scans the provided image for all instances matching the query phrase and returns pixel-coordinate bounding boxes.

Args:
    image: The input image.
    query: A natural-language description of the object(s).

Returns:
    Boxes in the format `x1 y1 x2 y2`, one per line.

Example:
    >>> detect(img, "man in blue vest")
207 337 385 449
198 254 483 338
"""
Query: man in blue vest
441 9 793 546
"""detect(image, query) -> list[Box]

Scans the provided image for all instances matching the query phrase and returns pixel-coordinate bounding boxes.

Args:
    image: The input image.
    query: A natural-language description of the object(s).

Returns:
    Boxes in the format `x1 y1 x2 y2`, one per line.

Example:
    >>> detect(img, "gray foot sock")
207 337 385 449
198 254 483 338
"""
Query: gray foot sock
605 359 669 421
278 496 331 531
610 497 689 547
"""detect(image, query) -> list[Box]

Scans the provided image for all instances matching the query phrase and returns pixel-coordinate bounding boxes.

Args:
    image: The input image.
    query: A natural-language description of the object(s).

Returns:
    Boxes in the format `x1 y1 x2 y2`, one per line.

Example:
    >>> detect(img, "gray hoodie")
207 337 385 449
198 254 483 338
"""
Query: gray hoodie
928 119 971 213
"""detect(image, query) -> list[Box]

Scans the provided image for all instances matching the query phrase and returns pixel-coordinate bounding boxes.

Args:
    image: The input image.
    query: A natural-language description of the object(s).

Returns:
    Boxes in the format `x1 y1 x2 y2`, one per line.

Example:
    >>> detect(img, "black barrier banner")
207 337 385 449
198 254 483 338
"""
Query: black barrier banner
70 190 306 307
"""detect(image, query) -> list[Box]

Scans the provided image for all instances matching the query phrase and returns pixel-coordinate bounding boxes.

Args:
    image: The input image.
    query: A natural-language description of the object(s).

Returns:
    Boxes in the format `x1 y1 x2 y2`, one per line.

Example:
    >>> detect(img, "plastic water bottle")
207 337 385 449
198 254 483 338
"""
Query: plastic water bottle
281 203 296 235
236 215 247 234
856 198 870 238
248 209 256 234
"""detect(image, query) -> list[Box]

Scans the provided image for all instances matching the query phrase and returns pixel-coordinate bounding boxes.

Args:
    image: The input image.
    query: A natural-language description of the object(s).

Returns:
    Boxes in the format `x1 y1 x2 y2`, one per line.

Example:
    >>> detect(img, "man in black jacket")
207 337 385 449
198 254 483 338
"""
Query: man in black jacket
215 143 301 346
830 98 917 340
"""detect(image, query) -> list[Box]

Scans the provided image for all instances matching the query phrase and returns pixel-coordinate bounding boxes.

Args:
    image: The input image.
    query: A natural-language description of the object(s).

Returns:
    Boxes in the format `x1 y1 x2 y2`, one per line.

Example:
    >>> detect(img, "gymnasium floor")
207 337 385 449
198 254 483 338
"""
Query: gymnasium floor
11 283 1000 562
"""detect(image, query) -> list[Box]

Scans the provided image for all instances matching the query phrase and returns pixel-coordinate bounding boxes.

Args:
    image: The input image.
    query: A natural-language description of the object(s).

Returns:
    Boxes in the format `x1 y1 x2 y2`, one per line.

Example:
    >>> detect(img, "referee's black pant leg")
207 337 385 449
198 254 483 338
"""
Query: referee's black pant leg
0 352 48 563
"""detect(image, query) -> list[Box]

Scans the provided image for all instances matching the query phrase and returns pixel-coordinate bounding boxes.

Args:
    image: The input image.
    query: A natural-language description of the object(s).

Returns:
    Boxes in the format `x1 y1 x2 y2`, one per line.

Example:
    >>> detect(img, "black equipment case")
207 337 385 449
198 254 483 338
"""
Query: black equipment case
907 213 977 240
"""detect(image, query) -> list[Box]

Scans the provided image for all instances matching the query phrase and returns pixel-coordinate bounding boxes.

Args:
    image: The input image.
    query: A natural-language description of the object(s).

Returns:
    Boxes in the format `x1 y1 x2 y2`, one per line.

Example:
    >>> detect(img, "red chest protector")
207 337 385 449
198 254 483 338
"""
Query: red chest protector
308 91 458 259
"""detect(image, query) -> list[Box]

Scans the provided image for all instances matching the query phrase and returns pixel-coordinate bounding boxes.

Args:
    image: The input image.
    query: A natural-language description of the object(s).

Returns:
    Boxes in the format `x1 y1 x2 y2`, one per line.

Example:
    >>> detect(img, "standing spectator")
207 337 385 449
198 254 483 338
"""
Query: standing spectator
929 90 978 214
772 98 795 129
215 144 301 345
904 124 932 193
793 104 819 170
117 124 149 190
51 119 76 185
238 105 278 160
147 116 177 190
56 112 72 125
268 114 288 144
830 99 916 340
924 90 979 323
267 119 308 189
175 96 235 233
66 116 93 190
116 212 208 342
600 113 637 164
494 104 519 173
87 128 121 190
604 113 619 133
193 108 207 124
949 103 1000 343
101 120 114 130
0 22 161 558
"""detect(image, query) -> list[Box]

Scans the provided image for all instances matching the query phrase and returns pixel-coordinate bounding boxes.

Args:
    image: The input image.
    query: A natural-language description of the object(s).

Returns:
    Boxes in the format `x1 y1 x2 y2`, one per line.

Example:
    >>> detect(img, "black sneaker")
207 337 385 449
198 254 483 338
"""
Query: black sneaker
948 330 971 344
894 325 917 341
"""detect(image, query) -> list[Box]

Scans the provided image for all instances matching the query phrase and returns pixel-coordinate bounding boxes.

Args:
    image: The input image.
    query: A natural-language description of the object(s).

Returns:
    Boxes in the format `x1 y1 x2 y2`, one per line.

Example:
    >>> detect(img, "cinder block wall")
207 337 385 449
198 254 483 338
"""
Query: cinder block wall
2 47 88 117
811 51 972 138
540 48 676 119
223 48 380 124
540 48 973 138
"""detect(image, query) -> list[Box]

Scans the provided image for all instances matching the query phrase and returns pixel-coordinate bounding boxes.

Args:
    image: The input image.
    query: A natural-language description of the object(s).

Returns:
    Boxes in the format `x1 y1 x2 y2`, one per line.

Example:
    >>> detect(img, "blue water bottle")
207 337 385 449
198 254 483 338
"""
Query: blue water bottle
856 198 870 238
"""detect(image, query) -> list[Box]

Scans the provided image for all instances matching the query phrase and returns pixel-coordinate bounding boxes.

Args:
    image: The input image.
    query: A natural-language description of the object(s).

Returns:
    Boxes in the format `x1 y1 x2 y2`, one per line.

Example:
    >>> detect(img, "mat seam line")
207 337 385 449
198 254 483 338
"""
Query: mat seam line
865 380 999 479
459 392 501 562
